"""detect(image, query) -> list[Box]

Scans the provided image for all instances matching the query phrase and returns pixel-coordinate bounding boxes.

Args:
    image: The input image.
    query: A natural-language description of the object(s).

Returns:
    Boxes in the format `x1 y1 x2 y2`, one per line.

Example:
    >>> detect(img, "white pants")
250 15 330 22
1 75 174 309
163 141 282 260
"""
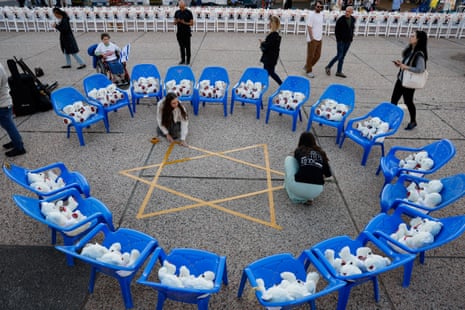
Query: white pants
284 156 324 204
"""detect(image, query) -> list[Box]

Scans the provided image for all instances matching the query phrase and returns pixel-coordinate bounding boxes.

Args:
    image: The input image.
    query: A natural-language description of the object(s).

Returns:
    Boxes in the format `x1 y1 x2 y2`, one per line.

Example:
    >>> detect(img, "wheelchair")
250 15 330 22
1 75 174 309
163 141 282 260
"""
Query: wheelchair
87 44 130 87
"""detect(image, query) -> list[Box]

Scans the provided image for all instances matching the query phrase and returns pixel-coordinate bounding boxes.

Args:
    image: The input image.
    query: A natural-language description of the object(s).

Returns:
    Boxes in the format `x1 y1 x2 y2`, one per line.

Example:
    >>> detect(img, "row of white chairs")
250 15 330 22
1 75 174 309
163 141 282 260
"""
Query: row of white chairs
2 6 465 39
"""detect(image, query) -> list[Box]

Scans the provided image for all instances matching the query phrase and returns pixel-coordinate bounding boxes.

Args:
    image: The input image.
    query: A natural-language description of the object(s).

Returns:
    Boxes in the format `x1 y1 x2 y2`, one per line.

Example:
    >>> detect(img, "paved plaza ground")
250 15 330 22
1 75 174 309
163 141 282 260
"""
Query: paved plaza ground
0 24 465 309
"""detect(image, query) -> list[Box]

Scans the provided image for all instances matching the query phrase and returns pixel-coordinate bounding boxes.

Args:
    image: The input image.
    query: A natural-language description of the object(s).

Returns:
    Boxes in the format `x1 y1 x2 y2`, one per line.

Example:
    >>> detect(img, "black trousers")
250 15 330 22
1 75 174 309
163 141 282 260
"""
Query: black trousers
391 79 416 123
264 63 283 86
176 33 191 64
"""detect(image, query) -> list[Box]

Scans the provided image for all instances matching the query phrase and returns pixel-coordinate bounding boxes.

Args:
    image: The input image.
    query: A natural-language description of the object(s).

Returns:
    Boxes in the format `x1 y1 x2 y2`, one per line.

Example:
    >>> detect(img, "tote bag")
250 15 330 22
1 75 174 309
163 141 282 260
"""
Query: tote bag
402 69 429 89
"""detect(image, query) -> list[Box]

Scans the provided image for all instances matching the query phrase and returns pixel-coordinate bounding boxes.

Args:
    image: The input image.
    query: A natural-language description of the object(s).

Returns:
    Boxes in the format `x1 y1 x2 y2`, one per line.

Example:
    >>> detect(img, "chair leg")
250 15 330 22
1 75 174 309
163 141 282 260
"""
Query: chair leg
372 277 379 302
361 146 372 166
237 271 248 297
402 259 414 287
338 134 346 149
292 115 298 132
88 267 97 293
336 286 351 310
103 113 110 133
127 105 134 118
265 107 271 124
119 277 134 309
76 128 86 146
230 99 235 114
336 126 343 145
306 119 312 132
419 251 426 264
256 103 260 119
156 291 166 310
223 100 227 117
198 297 211 310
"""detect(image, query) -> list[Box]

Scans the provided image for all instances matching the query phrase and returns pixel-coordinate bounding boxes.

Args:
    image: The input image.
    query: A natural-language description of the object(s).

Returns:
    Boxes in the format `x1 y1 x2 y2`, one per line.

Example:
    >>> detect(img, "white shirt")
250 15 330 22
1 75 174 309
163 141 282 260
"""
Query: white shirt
306 11 324 42
95 42 120 62
0 63 12 109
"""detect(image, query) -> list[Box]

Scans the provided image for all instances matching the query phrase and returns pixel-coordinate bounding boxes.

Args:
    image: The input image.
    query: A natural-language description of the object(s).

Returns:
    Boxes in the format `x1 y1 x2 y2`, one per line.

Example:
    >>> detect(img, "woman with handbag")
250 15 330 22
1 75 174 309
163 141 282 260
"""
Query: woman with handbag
390 30 428 130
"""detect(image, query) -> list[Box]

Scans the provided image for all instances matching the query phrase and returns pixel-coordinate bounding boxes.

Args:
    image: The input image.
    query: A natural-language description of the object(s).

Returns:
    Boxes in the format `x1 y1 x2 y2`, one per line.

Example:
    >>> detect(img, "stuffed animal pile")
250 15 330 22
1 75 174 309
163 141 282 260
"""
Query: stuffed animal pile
81 241 141 269
403 179 443 210
324 245 392 276
40 196 90 236
132 76 160 95
61 101 98 124
399 151 435 177
234 80 263 99
87 84 125 107
254 271 320 303
157 260 216 290
198 79 227 99
27 170 66 193
272 90 306 111
354 116 390 142
165 79 193 97
314 99 350 121
389 216 443 252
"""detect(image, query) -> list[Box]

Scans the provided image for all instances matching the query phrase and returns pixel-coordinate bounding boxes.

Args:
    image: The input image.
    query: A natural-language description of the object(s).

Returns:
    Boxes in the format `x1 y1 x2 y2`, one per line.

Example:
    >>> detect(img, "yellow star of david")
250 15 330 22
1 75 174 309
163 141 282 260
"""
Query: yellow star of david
119 143 284 230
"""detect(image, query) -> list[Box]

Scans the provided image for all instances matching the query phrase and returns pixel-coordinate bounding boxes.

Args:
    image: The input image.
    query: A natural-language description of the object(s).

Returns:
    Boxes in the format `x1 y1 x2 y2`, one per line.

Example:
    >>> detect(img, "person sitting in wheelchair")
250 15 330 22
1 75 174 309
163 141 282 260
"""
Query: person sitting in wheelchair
94 33 129 86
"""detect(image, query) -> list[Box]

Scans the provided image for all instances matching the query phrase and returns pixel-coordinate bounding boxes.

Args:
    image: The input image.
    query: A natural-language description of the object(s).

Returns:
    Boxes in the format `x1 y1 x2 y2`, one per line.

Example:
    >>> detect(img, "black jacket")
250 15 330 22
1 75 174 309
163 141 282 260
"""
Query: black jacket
335 15 355 42
260 31 281 67
55 16 79 54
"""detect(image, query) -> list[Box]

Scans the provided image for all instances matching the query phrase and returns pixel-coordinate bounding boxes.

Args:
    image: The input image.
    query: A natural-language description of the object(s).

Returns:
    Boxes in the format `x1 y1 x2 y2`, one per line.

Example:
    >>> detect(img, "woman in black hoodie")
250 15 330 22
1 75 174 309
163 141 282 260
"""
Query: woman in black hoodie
259 15 283 85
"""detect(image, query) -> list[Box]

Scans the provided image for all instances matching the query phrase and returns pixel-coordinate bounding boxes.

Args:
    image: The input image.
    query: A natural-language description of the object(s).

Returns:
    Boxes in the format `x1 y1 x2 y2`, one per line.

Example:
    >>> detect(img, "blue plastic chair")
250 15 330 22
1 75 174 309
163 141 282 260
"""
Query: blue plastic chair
339 102 404 166
137 247 228 310
379 173 465 213
237 252 346 309
376 139 456 185
193 66 230 117
83 73 134 130
306 84 355 144
2 161 90 198
12 188 114 266
163 65 196 104
50 87 109 146
265 76 310 132
230 67 269 119
55 223 158 309
130 63 163 113
310 232 415 310
364 205 465 265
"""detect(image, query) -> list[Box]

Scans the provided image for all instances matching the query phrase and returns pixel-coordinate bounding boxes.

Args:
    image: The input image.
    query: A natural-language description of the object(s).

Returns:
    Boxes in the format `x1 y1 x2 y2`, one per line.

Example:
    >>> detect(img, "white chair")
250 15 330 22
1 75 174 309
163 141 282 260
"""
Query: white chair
255 9 269 33
0 9 9 32
73 9 87 32
23 8 37 32
426 14 443 37
449 13 464 38
235 8 247 32
215 8 227 32
4 9 19 32
125 10 138 32
354 13 368 36
225 9 236 32
364 12 380 36
205 9 215 32
135 9 146 32
93 9 108 32
385 14 400 37
397 13 412 37
113 9 126 32
244 10 256 33
296 10 307 35
326 11 339 36
194 8 206 32
457 14 465 38
144 9 156 32
284 11 297 34
164 8 176 32
153 8 165 32
436 14 451 38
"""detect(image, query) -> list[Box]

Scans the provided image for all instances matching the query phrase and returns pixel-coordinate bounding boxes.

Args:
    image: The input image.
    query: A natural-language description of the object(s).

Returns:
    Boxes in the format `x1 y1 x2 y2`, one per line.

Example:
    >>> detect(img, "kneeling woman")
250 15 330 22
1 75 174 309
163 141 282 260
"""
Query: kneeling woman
284 132 331 205
156 93 189 146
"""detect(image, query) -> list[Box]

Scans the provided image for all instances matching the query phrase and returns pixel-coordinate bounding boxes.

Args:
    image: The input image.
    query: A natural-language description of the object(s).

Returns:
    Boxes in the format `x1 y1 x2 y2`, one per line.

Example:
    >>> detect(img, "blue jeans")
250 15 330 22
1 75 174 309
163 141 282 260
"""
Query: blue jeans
65 53 85 66
284 156 323 204
0 106 24 150
327 41 352 73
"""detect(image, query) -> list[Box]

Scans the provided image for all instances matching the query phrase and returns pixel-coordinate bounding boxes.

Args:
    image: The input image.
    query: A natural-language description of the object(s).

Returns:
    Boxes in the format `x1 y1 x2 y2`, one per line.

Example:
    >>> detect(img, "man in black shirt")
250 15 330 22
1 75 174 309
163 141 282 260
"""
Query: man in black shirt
174 1 194 65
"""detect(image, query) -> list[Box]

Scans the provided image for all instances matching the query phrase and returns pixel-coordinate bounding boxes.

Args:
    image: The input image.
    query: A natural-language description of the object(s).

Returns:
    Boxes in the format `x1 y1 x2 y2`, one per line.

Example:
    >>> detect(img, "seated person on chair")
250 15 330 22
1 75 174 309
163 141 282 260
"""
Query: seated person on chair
156 92 189 147
94 33 127 85
284 132 332 205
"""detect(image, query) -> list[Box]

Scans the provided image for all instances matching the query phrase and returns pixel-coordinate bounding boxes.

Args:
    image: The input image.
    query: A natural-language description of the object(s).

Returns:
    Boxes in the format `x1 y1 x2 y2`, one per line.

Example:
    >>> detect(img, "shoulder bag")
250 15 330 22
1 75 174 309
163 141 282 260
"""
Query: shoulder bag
402 51 428 89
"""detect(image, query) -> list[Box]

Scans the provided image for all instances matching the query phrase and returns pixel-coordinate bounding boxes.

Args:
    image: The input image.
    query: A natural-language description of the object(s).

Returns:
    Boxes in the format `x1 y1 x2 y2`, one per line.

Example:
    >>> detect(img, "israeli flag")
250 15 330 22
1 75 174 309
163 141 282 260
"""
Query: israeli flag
120 44 130 63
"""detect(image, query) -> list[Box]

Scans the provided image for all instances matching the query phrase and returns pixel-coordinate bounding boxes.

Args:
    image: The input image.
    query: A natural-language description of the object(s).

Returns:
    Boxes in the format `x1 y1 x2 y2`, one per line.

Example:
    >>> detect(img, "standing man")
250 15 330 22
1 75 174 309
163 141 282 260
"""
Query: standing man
174 0 194 65
392 0 402 11
304 1 324 78
0 63 26 157
325 6 355 78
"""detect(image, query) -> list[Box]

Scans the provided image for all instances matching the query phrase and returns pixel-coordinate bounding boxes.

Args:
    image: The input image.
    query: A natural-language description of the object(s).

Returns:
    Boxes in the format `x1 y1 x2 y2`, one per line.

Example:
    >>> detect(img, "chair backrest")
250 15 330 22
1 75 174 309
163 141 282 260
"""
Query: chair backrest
319 83 355 109
368 102 404 133
198 66 230 86
51 87 88 112
83 73 113 95
236 67 269 91
164 65 196 86
422 139 456 170
279 76 310 99
87 44 99 69
130 63 161 82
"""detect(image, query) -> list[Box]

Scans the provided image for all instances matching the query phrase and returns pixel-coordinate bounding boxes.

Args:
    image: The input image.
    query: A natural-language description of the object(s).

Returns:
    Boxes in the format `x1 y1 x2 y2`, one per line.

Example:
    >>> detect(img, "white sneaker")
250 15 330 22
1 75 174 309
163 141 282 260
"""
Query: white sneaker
306 72 315 78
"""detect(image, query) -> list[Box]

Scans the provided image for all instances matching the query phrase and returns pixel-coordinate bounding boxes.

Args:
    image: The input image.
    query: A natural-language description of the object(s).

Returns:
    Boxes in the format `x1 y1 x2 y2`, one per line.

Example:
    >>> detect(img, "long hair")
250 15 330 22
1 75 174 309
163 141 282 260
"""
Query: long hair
403 30 428 62
296 132 329 162
269 15 280 32
52 8 68 19
161 92 187 129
